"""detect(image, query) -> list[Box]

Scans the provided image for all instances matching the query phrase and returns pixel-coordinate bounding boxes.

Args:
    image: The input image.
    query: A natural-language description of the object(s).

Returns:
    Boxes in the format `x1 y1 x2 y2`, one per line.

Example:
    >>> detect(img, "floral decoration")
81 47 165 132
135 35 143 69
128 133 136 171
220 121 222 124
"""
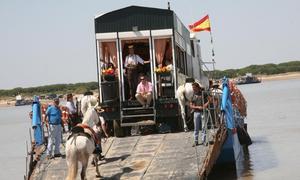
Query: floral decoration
155 66 172 74
102 68 115 76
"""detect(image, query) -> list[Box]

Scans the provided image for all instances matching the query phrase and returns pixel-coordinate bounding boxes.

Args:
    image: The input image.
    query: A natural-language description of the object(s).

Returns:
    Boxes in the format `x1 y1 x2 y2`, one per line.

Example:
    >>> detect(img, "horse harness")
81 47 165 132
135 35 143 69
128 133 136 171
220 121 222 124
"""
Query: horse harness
67 123 100 145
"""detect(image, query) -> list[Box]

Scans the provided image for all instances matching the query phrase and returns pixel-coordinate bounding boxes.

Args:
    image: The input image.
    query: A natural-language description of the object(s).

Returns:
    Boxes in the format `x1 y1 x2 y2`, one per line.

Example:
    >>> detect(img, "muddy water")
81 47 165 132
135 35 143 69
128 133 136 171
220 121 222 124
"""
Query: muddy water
210 78 300 180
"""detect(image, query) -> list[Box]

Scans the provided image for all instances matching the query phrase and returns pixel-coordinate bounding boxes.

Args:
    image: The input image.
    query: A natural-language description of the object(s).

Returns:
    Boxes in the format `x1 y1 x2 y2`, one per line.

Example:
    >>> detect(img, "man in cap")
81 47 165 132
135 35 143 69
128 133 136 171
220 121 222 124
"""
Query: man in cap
80 91 98 117
66 93 79 131
45 98 62 159
124 45 149 100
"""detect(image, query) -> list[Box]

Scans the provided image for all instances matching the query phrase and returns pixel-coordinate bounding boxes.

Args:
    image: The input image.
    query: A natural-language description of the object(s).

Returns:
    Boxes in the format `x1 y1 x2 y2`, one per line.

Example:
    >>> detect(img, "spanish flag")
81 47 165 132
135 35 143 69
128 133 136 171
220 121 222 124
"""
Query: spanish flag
189 15 211 32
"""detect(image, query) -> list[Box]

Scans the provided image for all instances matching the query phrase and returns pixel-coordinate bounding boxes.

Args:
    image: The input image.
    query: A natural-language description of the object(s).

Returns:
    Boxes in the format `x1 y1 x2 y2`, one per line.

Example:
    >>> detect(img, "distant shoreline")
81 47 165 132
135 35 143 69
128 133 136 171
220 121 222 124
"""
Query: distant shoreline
260 72 300 81
0 99 53 108
0 100 14 107
1 72 300 108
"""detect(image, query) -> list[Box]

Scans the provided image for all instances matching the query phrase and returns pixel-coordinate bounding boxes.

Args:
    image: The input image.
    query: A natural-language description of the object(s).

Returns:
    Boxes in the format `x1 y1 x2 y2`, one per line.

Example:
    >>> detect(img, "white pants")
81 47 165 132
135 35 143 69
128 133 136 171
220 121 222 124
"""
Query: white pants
47 124 62 155
135 92 152 105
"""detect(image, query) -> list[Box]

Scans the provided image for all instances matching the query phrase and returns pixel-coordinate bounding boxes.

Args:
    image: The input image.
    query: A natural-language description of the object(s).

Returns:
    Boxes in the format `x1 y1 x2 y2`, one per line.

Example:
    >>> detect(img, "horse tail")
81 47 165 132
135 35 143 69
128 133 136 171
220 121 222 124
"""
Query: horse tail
176 85 187 129
66 158 78 180
66 137 78 180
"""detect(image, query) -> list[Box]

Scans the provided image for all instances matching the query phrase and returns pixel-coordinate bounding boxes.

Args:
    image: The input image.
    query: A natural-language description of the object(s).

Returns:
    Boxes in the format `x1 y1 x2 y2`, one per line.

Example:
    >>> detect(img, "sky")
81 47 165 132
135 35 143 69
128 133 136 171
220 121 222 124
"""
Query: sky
0 0 299 89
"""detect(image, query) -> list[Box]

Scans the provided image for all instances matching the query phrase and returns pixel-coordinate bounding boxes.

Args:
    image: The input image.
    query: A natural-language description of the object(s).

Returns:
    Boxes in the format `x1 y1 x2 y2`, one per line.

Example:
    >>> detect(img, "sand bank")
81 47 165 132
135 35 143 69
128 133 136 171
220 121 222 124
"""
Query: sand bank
260 72 300 81
0 100 15 107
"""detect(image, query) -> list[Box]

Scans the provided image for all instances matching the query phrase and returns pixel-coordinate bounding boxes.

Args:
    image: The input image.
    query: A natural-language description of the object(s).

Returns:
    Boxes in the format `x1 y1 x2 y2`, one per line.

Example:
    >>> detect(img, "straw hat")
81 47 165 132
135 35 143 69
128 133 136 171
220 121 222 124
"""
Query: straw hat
212 81 220 88
94 106 105 113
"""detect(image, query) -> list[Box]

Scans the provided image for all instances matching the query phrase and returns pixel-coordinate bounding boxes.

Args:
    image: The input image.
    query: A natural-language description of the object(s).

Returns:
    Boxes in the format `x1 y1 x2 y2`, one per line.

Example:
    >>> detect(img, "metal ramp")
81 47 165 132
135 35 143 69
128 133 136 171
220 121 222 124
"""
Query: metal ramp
120 100 156 127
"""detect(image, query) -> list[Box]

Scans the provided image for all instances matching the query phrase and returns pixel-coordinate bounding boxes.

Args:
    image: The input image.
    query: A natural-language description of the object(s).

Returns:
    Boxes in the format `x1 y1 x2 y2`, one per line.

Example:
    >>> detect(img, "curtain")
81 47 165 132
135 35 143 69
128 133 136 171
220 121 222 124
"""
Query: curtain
154 39 167 66
102 42 118 68
164 42 173 65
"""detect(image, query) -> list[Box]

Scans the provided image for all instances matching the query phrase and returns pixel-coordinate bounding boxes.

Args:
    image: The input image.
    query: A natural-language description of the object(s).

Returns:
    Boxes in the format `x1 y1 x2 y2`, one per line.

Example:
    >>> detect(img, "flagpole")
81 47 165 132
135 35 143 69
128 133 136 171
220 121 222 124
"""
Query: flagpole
209 30 216 80
189 14 216 80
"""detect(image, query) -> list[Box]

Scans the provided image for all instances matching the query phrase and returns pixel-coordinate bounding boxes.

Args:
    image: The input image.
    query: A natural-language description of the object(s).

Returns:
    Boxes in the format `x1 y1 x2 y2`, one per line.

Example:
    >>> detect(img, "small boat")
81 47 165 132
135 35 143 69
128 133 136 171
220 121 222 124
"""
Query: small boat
235 73 261 85
15 95 32 106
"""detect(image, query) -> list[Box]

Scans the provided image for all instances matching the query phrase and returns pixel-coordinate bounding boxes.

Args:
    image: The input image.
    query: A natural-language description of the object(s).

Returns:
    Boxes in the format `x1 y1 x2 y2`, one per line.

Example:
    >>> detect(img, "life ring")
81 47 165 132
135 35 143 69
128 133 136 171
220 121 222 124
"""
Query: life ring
61 106 69 124
229 81 247 117
41 104 48 121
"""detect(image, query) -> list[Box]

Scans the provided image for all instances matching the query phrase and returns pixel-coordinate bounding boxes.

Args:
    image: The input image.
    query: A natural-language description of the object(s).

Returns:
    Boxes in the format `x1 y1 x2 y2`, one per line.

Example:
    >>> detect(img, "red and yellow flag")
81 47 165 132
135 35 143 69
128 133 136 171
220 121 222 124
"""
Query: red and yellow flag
189 15 211 32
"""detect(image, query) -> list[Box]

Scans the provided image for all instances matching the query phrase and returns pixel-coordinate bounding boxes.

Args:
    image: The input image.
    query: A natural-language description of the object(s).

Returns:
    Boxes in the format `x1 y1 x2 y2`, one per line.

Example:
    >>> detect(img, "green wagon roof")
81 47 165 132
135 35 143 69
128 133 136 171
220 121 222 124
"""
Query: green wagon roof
94 6 175 33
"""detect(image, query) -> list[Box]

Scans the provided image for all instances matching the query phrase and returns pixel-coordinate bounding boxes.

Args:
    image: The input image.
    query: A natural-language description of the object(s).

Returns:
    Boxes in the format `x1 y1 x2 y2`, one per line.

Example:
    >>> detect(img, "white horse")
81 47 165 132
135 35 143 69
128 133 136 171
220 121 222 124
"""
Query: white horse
80 94 98 116
65 106 102 180
176 83 194 132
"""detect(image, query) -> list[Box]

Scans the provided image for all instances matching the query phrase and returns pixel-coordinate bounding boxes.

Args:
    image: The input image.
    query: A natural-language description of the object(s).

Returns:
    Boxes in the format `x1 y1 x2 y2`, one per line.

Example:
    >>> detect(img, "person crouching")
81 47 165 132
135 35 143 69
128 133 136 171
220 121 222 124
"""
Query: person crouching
135 75 153 108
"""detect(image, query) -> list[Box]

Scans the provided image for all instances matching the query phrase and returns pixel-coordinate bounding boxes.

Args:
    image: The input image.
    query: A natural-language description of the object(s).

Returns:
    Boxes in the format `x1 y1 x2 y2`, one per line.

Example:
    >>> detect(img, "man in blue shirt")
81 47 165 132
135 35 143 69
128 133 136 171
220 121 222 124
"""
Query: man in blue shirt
45 98 62 158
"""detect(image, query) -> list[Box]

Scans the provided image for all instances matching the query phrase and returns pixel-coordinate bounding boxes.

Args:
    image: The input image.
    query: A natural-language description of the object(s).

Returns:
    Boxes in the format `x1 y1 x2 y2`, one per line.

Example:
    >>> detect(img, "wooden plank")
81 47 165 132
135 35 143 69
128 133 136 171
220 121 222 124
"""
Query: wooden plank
199 123 227 179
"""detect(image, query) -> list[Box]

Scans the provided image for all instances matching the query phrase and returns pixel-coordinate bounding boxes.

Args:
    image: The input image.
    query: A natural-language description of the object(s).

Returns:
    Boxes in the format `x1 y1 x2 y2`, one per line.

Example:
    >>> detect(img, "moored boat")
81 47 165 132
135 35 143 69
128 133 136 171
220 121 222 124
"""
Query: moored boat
235 73 261 85
15 95 33 106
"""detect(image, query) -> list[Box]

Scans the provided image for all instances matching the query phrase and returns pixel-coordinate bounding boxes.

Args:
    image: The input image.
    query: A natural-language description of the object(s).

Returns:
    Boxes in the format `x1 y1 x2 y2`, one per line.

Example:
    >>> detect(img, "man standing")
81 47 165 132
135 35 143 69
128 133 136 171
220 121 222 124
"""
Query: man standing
80 91 98 117
125 45 148 100
66 93 79 130
135 75 153 108
189 82 210 147
45 98 62 159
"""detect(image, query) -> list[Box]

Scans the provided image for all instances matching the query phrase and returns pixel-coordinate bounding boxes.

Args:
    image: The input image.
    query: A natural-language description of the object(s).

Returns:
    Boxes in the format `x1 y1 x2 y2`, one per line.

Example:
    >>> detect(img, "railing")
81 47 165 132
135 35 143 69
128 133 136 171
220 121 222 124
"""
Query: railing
200 88 225 146
24 128 34 180
24 122 49 180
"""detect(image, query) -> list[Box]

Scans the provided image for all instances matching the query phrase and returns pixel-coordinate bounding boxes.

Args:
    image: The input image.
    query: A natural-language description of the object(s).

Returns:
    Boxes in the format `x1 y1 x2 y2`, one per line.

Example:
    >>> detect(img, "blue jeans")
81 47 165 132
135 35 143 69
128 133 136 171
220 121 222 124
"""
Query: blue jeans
193 112 205 143
47 124 62 155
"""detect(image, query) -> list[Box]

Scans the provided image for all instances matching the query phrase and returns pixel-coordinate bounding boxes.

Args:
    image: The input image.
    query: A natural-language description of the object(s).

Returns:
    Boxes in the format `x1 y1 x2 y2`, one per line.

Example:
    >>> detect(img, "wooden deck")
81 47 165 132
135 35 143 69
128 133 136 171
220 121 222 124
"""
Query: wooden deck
30 131 215 180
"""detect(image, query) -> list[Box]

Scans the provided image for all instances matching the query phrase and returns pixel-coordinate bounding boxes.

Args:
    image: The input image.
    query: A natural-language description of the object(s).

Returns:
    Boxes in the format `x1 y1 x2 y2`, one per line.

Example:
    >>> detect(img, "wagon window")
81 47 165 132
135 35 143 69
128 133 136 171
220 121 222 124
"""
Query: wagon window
100 41 118 71
190 40 195 57
175 46 186 74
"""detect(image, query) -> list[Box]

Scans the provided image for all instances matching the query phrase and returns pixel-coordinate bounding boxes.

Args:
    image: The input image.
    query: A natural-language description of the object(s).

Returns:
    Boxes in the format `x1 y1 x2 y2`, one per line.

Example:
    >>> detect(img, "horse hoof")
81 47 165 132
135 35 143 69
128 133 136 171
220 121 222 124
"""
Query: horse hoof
91 161 96 166
96 174 103 178
184 128 189 132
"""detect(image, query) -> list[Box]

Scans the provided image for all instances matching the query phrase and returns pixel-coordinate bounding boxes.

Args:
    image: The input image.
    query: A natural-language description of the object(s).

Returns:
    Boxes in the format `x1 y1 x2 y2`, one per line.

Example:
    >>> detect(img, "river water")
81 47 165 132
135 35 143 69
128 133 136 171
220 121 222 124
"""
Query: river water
237 78 300 180
0 105 31 180
0 79 300 179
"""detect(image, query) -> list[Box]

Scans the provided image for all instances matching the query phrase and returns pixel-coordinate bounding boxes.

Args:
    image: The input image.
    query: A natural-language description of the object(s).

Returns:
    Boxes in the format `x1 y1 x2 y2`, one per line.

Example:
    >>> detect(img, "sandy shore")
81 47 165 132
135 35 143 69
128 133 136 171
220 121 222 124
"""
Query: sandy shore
0 99 53 108
260 72 300 81
0 100 15 107
0 94 84 108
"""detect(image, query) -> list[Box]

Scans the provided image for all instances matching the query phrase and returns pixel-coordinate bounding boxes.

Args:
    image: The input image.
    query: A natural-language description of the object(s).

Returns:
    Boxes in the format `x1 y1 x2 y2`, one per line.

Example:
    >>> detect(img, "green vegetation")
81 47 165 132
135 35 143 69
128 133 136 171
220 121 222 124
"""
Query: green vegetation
0 82 98 98
211 61 300 79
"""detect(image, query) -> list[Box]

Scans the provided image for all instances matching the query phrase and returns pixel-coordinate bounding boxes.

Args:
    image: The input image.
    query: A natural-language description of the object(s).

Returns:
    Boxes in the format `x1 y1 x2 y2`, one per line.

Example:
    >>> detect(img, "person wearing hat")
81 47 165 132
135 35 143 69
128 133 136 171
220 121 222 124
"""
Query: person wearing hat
93 106 109 138
93 105 109 160
66 93 80 131
124 45 149 100
45 98 62 159
190 82 211 147
209 80 222 127
80 91 98 117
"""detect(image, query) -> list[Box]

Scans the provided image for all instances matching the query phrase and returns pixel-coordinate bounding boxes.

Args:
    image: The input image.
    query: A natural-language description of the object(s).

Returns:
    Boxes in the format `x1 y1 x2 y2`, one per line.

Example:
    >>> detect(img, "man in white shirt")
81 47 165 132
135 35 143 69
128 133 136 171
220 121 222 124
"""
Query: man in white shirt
66 93 79 130
125 45 148 100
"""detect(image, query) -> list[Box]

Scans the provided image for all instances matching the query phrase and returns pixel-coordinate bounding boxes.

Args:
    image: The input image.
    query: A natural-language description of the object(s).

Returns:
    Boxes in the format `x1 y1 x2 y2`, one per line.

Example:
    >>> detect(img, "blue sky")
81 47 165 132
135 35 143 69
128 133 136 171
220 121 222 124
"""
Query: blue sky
0 0 299 89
